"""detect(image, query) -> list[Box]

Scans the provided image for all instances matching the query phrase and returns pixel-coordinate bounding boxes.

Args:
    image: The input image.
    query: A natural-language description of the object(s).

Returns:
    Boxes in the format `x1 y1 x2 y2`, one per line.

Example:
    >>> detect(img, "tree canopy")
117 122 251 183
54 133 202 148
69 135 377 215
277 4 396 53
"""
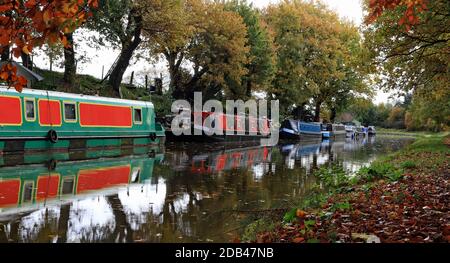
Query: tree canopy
363 0 449 130
264 0 370 119
145 0 249 101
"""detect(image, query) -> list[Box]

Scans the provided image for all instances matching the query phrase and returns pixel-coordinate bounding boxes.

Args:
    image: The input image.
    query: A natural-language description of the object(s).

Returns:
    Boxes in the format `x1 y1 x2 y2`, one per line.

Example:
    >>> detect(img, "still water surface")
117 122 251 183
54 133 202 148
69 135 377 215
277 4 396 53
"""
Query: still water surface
0 136 413 243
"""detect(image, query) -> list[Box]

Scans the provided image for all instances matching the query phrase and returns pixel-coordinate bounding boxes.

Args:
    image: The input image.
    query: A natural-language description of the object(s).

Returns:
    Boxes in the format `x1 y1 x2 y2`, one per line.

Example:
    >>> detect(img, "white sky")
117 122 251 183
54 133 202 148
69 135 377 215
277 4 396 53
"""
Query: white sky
33 0 392 105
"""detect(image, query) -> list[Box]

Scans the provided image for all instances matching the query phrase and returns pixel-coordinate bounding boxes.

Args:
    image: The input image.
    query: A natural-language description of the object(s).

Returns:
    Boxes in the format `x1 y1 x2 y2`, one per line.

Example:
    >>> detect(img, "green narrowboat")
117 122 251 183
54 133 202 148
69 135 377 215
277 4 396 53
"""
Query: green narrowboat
0 86 165 155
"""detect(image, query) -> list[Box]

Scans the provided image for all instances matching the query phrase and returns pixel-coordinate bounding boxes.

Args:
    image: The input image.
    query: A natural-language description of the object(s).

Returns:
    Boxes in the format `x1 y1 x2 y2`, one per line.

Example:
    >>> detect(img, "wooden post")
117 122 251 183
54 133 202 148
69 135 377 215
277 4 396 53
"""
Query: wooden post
155 77 163 95
101 65 104 79
145 75 148 89
130 71 134 85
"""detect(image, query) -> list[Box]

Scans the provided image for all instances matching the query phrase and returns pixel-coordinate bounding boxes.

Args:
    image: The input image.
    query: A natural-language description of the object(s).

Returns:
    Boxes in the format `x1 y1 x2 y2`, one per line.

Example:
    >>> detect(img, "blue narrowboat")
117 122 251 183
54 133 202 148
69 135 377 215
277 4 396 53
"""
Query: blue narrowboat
280 119 322 141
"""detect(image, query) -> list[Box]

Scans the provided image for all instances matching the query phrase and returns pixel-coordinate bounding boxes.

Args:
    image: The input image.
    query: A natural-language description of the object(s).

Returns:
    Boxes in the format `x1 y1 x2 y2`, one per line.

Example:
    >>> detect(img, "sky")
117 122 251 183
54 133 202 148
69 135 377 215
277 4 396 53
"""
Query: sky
33 0 393 105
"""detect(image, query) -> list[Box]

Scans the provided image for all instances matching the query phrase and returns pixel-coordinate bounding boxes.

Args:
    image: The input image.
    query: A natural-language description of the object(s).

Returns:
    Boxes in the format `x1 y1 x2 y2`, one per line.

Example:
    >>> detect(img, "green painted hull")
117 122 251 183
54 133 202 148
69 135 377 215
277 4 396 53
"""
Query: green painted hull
0 139 164 167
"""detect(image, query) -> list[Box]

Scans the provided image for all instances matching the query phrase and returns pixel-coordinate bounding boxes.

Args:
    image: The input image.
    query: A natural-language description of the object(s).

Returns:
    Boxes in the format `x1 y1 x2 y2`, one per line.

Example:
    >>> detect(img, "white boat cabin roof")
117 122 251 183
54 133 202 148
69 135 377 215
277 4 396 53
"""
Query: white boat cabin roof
0 86 153 108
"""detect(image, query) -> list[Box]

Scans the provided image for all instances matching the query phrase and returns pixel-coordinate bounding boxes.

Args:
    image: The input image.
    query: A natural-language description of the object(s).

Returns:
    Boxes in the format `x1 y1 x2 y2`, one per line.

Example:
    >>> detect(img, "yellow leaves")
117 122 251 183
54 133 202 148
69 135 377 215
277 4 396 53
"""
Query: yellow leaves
62 3 71 13
43 9 51 25
22 45 31 55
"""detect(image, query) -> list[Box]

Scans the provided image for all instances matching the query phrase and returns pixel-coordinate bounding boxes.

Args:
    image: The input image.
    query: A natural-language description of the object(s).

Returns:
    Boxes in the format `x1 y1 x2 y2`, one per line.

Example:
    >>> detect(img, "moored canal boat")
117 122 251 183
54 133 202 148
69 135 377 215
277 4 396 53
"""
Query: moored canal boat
164 111 272 144
280 119 323 141
280 119 301 140
368 126 376 136
321 124 346 139
299 121 323 139
321 123 332 139
345 125 356 138
355 126 368 137
0 87 165 154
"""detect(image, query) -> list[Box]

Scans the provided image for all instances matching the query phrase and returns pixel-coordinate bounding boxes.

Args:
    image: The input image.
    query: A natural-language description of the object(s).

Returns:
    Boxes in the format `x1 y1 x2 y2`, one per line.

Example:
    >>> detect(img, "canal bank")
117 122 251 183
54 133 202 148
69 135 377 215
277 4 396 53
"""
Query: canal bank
246 134 449 243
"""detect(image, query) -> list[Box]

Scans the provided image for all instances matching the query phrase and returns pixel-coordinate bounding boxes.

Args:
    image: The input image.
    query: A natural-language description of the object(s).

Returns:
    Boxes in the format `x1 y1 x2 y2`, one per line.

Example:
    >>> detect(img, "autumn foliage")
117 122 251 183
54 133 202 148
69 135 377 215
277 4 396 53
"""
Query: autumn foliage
0 0 98 91
366 0 428 30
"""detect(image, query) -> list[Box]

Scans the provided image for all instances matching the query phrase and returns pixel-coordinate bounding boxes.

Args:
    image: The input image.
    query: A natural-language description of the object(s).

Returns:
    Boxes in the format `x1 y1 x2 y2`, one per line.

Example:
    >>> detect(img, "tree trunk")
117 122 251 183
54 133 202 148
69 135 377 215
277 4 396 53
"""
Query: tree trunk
246 79 252 99
1 46 9 61
108 13 142 98
57 203 71 243
330 107 337 123
314 100 322 122
107 194 133 242
166 51 183 99
21 53 33 70
63 33 76 86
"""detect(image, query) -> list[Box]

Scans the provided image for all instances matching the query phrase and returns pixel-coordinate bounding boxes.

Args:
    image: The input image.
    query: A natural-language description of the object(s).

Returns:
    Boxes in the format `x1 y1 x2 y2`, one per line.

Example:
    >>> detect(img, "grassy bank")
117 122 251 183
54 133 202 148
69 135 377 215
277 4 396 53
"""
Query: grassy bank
31 68 173 116
245 134 449 243
376 127 447 137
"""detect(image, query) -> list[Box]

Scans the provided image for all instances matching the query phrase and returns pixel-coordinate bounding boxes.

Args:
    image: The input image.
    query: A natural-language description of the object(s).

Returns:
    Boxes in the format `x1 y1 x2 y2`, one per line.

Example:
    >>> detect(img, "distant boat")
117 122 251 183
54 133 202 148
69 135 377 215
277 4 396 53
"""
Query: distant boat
321 123 332 139
332 124 346 137
298 121 322 138
368 126 376 136
345 125 356 138
355 126 368 137
321 123 346 139
280 119 322 140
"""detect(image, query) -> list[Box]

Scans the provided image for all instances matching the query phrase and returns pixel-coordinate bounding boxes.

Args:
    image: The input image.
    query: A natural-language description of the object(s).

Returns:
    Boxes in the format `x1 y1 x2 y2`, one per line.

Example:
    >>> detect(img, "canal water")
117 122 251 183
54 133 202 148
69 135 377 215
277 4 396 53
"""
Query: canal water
0 136 413 243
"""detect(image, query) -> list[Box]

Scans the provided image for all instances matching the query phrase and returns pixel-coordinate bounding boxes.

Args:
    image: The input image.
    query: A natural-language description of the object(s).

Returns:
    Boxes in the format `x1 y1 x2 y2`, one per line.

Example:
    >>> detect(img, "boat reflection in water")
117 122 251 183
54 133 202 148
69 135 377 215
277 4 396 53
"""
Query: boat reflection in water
0 153 164 217
280 136 378 174
0 144 162 168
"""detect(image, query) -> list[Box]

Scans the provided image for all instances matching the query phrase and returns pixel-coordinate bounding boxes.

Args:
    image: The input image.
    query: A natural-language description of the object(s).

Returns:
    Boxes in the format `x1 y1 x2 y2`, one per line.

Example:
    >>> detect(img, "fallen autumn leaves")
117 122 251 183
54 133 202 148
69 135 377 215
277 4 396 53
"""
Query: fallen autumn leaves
255 136 450 243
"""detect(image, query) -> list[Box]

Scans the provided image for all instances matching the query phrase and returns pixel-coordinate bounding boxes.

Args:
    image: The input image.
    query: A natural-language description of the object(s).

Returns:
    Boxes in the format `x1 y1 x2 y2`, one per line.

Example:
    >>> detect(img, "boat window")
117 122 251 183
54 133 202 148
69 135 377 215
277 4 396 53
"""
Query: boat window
134 108 142 124
61 178 75 195
64 102 77 122
131 168 141 183
25 99 35 121
22 181 34 203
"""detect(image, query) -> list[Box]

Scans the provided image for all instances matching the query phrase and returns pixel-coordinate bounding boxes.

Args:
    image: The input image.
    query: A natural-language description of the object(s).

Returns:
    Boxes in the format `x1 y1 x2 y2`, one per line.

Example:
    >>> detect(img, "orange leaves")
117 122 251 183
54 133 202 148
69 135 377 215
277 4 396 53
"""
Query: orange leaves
0 0 98 92
292 237 305 243
366 0 428 30
296 209 307 219
0 63 27 92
